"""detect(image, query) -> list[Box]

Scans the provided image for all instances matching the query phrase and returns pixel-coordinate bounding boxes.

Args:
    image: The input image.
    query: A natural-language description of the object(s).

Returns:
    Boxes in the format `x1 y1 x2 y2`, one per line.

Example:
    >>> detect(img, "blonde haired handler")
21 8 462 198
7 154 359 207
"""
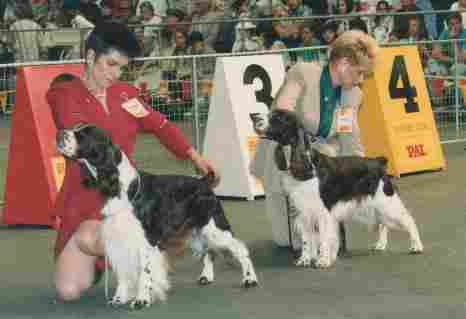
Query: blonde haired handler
250 30 380 252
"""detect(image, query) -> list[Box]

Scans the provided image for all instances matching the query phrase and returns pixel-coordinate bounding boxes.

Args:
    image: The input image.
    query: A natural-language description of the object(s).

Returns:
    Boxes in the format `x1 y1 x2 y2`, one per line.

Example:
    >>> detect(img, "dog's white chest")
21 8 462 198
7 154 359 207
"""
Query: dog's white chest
101 198 149 279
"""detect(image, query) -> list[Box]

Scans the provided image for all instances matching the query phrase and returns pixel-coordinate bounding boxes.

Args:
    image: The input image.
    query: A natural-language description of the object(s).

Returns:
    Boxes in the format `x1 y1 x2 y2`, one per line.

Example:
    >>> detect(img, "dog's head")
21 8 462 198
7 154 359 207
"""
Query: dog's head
250 110 315 181
250 110 300 146
56 123 122 198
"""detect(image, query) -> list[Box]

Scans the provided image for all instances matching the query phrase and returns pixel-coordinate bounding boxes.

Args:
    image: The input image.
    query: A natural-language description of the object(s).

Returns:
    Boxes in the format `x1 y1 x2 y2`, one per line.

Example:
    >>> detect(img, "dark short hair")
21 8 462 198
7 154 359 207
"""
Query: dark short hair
85 22 142 59
166 8 185 20
189 31 204 44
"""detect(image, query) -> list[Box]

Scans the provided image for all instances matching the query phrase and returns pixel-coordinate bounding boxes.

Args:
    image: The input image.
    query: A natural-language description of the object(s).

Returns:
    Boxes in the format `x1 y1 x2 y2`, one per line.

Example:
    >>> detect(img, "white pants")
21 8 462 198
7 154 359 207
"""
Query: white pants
265 191 301 249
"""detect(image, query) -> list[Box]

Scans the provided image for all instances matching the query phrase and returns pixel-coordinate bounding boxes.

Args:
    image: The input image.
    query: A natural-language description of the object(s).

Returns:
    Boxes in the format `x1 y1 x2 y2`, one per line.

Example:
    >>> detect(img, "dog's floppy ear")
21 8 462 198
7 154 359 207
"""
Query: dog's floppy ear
313 151 335 182
274 145 288 171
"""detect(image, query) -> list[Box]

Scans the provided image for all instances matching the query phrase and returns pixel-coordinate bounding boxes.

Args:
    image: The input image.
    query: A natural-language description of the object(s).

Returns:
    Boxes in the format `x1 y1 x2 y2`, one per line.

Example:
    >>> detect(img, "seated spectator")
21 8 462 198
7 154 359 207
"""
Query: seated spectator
329 0 361 35
212 0 249 53
298 24 322 63
137 1 162 56
399 15 427 42
372 0 394 43
38 12 67 60
449 0 466 28
157 30 193 105
188 31 216 80
286 0 312 17
7 2 43 63
392 0 427 39
400 15 430 68
190 0 223 50
135 0 168 19
232 14 264 52
63 0 95 59
160 30 192 92
431 13 466 77
263 3 293 48
149 8 185 57
319 20 339 45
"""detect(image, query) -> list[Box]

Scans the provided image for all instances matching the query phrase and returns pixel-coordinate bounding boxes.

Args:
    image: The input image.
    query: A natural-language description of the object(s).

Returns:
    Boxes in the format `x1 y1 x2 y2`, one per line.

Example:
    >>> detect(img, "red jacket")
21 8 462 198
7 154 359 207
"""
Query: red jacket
47 78 192 257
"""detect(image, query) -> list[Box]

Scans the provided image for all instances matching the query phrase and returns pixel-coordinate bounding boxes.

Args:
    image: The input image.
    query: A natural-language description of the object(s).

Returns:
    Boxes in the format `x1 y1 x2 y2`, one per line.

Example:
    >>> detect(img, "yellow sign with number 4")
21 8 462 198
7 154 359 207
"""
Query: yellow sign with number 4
359 46 446 177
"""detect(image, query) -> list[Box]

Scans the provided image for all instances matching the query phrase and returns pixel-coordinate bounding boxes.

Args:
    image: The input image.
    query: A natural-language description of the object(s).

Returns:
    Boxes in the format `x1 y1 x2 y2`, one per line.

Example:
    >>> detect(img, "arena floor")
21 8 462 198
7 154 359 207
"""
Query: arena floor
1 117 466 318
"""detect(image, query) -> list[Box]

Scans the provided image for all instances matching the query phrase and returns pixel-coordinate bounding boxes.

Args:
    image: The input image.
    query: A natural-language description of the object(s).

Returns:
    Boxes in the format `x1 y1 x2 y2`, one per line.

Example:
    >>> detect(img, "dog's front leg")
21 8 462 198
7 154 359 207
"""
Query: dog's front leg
294 216 312 267
372 223 388 251
199 252 215 285
109 279 131 307
312 214 334 269
130 248 153 309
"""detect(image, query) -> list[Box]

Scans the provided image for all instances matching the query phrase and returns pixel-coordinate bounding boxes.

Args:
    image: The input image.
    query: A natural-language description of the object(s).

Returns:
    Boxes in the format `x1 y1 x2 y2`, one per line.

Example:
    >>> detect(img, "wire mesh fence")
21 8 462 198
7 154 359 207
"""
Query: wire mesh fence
2 28 466 146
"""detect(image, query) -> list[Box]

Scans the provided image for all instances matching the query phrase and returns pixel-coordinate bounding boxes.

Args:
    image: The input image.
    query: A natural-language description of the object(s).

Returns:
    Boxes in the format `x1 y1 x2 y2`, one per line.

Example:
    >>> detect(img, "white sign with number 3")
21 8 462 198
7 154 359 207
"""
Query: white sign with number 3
203 55 285 199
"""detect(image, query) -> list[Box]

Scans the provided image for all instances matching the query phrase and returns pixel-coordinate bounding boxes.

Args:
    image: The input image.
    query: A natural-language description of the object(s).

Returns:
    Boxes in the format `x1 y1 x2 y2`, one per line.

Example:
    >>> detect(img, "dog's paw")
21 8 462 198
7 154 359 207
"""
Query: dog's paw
242 278 259 289
198 276 213 286
311 257 333 269
295 255 312 267
408 247 423 255
371 242 387 252
130 298 151 310
108 296 127 307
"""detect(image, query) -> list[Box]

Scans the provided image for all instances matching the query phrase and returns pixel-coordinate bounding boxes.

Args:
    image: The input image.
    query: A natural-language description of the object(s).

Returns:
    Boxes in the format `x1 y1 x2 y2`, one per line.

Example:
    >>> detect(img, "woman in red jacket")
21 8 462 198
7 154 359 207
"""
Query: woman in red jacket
47 21 220 302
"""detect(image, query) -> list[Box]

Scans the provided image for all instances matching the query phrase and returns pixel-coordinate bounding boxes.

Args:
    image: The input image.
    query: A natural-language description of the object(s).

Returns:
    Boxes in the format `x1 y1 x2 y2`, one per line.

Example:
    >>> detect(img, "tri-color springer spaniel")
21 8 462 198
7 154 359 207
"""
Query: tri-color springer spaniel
56 124 258 309
250 110 424 269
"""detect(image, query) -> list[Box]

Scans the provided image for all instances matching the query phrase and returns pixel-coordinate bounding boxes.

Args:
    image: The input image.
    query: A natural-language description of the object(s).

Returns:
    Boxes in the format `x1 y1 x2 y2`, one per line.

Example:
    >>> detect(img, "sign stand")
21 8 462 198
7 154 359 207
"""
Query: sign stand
359 46 446 176
203 55 285 199
2 64 83 226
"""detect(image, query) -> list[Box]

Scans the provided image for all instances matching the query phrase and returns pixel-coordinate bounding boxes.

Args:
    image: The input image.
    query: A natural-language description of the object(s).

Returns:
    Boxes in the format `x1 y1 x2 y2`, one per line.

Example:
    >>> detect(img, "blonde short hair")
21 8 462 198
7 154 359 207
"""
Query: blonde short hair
329 30 380 72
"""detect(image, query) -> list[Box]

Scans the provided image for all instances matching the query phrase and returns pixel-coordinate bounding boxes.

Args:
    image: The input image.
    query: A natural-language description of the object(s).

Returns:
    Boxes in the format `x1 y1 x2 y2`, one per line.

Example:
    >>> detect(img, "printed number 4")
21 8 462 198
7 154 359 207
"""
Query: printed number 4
389 55 419 113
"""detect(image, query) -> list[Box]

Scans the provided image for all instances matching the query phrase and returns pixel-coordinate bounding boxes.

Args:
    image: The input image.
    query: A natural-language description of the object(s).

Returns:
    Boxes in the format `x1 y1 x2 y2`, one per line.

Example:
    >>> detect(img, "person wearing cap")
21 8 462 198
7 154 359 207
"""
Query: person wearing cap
250 30 380 251
232 13 263 52
46 21 220 302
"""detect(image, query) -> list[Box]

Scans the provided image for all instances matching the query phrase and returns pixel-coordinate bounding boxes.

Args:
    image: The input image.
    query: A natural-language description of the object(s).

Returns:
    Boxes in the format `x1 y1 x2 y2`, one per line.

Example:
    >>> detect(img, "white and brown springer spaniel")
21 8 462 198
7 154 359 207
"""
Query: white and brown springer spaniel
56 124 258 309
251 110 424 269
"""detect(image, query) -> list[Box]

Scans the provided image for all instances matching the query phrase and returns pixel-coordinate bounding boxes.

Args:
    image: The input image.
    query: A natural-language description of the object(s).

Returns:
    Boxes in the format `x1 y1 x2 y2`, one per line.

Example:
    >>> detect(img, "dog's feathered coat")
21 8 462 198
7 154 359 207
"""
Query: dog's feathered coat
56 124 258 308
251 110 423 268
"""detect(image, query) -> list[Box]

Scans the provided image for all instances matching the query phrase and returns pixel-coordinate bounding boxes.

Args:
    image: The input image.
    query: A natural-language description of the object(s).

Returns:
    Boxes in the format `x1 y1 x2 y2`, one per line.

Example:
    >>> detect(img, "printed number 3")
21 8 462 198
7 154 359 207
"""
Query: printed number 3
243 64 273 109
389 55 419 113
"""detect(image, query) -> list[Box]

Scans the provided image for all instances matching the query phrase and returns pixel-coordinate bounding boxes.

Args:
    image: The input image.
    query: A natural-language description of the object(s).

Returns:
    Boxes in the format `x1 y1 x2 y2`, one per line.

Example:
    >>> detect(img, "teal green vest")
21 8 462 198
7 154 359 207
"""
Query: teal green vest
317 65 341 138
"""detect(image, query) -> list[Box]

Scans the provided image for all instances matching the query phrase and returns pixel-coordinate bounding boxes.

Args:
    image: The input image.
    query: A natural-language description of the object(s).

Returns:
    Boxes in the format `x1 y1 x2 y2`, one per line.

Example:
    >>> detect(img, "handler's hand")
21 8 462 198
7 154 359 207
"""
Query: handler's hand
187 148 221 187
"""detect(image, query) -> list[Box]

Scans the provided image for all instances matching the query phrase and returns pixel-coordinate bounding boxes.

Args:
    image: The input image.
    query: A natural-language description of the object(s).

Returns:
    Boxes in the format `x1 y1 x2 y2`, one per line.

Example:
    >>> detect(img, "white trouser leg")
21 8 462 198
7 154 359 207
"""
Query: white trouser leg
265 192 300 248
